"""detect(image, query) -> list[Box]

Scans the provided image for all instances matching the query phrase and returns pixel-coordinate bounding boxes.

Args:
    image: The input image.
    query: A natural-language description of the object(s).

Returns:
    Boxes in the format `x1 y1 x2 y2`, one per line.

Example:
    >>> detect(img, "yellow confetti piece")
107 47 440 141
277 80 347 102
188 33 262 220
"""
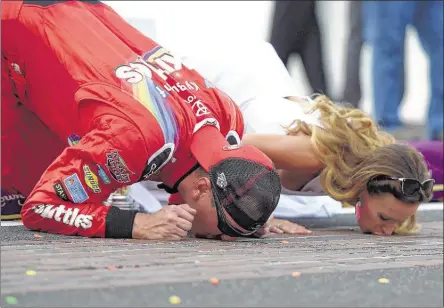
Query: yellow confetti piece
280 240 289 244
26 270 37 276
291 271 301 277
209 278 220 285
378 278 390 284
169 295 181 305
5 296 18 305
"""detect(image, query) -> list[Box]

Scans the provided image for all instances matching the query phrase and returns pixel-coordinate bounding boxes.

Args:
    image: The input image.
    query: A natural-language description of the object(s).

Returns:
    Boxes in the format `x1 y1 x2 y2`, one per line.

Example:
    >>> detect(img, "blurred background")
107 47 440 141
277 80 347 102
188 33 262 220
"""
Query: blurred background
105 0 442 141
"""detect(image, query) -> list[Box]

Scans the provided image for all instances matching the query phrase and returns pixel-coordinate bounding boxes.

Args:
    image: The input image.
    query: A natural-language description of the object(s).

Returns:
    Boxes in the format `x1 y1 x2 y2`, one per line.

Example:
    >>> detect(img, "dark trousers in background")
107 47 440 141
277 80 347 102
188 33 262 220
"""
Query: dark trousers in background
269 1 328 96
362 1 443 140
342 1 363 108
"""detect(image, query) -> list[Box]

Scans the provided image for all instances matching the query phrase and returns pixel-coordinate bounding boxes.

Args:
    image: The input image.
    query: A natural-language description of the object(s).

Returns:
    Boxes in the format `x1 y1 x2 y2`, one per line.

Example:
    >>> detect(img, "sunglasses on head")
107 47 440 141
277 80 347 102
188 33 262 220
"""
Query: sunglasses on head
369 175 435 201
386 177 435 197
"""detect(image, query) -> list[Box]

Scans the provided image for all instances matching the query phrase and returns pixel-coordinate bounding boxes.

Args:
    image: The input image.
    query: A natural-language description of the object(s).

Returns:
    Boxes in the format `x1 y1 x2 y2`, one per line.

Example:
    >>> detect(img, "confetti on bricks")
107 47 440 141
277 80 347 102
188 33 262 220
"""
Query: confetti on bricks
291 271 301 277
378 278 390 284
5 296 18 305
107 266 117 270
26 270 37 276
280 240 289 244
34 234 42 238
169 295 181 305
209 278 220 285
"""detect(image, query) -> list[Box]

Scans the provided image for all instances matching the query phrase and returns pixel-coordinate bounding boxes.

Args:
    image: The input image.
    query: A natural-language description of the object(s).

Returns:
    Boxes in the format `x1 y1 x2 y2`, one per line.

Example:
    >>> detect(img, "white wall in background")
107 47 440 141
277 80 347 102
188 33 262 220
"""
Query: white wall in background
105 1 431 124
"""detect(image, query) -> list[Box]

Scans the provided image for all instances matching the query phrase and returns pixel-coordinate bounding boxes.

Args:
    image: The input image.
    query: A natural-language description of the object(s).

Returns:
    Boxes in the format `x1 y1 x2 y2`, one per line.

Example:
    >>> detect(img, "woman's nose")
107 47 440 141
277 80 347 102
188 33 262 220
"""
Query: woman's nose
381 224 396 236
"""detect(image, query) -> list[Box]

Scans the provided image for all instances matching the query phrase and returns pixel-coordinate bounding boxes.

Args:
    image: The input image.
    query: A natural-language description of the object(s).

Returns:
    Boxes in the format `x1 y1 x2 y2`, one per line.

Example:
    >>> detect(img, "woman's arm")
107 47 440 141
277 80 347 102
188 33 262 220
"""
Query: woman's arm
242 134 324 173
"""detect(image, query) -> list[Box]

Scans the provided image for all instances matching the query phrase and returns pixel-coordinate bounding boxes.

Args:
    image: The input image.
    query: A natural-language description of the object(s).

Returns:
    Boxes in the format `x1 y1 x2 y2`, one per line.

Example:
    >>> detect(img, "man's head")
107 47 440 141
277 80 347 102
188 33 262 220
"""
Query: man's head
178 125 281 237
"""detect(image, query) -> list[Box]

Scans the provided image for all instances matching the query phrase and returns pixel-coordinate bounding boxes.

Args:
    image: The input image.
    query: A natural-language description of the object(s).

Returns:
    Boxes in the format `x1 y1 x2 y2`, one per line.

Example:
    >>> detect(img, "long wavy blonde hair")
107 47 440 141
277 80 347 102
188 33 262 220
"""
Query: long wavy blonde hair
284 95 432 234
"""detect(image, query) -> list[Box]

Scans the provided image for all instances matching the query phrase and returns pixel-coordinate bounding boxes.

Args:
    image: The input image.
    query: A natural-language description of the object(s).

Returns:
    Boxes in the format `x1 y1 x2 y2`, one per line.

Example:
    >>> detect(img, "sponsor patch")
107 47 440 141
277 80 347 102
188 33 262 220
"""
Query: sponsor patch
139 143 175 181
67 134 82 147
105 151 134 184
97 164 111 184
83 165 101 193
53 181 69 201
63 173 89 203
32 204 93 229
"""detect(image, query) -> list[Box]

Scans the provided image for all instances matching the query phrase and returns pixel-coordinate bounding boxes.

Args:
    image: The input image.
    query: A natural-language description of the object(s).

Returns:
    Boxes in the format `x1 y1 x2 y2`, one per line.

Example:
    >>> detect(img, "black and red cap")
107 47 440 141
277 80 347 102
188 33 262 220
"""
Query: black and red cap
190 126 281 236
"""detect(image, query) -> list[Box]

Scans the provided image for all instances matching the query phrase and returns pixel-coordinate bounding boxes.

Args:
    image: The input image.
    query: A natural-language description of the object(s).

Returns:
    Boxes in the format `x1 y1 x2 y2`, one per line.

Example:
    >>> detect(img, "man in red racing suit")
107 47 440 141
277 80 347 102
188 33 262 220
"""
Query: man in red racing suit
1 0 281 239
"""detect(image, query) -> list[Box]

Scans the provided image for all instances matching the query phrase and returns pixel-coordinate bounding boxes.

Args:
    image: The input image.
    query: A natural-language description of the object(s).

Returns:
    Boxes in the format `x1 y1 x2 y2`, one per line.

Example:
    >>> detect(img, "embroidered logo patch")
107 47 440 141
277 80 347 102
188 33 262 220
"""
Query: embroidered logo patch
53 181 69 201
83 165 101 193
105 151 134 184
63 173 89 203
97 164 111 184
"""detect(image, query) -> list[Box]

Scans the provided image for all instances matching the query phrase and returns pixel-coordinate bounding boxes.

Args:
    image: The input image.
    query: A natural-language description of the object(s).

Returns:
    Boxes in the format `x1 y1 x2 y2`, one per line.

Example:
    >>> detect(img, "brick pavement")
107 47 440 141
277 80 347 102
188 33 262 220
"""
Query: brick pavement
1 222 442 295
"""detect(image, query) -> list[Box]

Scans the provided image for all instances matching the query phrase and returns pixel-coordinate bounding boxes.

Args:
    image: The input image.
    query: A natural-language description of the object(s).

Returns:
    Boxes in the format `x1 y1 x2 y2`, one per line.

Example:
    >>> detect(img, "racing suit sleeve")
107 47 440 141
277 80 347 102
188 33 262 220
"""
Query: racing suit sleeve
21 114 150 238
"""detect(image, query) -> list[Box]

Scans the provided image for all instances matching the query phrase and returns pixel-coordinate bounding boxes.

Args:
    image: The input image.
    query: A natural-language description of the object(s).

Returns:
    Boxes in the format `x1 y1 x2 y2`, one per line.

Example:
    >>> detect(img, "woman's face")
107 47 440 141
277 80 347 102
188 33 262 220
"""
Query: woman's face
356 190 420 236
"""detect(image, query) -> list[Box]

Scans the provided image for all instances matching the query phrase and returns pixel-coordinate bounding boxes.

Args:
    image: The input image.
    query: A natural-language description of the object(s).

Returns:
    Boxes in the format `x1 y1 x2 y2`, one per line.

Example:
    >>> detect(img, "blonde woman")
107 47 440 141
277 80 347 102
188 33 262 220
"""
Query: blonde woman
241 95 435 236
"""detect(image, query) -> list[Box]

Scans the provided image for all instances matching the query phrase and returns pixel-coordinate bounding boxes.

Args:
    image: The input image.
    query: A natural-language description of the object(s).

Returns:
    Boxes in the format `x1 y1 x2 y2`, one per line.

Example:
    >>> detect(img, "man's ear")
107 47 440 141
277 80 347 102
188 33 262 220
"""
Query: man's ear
193 176 211 200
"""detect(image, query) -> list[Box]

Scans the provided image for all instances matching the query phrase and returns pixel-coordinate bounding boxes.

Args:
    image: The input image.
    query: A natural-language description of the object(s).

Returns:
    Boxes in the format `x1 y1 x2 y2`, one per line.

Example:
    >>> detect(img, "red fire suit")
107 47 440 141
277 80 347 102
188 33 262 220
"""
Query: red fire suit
1 0 244 238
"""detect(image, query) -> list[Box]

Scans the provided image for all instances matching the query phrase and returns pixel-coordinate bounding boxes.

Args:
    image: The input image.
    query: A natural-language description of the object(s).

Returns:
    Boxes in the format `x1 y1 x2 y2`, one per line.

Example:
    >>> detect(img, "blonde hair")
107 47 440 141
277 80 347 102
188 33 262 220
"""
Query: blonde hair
285 95 431 235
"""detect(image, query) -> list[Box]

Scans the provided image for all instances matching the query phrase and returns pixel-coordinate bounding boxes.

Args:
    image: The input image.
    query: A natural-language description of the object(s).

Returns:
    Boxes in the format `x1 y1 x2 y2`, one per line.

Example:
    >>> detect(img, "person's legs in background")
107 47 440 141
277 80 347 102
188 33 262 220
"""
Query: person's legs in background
413 1 444 141
269 1 329 96
341 0 363 108
299 1 329 96
363 1 416 132
269 1 301 68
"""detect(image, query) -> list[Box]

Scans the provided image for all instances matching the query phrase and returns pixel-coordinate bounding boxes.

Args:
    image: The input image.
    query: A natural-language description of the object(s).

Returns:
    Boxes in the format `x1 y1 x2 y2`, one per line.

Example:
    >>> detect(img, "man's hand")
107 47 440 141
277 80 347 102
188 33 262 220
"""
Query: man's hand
132 204 196 240
251 217 312 238
268 218 312 235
